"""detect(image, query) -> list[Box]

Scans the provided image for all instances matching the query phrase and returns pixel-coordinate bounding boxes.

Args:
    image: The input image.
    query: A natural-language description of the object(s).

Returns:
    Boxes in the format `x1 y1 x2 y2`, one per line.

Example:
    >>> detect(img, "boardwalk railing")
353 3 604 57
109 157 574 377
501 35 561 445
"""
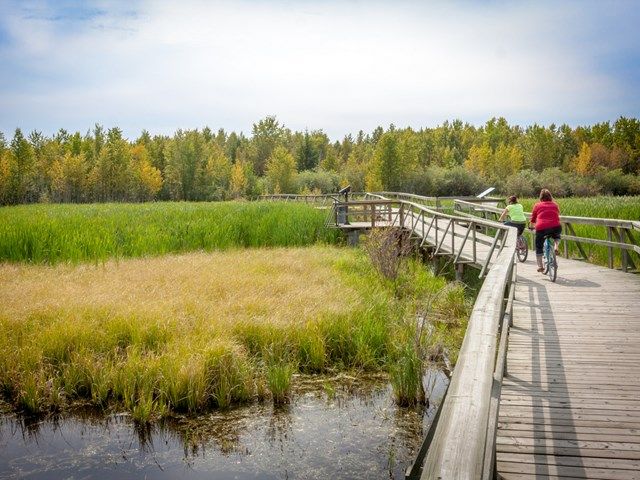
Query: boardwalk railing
261 191 638 477
260 192 519 477
259 193 340 207
324 194 519 478
454 199 640 272
332 198 513 277
369 192 503 212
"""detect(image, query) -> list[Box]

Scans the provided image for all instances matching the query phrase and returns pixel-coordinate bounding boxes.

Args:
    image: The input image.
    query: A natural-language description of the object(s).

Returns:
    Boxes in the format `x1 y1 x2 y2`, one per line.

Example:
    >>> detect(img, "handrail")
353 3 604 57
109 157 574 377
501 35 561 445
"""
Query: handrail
454 199 640 272
420 229 516 479
454 199 637 229
373 192 502 211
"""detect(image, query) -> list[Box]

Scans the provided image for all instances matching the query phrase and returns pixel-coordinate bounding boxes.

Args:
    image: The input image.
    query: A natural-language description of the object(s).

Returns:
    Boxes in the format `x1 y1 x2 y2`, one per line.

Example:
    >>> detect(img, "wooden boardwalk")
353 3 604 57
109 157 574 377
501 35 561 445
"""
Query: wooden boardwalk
497 257 640 479
323 196 640 478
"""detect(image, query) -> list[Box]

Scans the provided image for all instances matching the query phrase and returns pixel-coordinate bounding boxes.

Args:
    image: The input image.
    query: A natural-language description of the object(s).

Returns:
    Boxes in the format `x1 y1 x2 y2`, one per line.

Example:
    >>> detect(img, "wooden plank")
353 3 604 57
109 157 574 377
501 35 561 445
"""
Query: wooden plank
497 429 640 443
497 461 640 480
498 424 640 437
496 442 640 460
497 452 640 470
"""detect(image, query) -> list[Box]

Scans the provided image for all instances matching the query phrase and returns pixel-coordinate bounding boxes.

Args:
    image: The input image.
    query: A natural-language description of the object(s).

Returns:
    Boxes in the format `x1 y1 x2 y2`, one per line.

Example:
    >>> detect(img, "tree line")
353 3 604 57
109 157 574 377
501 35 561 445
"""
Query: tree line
1 116 639 205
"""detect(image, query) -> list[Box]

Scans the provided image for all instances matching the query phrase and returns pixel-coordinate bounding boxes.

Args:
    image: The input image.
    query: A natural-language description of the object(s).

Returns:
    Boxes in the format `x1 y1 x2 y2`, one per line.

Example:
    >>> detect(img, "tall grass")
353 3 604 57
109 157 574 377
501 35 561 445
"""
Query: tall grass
0 247 469 420
0 201 338 264
520 196 640 268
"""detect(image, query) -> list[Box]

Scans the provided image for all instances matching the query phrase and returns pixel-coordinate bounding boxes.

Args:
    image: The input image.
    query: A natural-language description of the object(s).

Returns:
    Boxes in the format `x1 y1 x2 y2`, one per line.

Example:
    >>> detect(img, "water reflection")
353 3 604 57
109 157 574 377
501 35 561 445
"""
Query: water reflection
0 371 448 480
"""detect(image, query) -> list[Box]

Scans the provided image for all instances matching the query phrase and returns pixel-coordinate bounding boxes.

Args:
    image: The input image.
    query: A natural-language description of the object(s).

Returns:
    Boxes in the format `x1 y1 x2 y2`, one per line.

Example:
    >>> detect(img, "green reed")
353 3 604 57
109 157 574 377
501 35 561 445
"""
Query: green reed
0 201 338 264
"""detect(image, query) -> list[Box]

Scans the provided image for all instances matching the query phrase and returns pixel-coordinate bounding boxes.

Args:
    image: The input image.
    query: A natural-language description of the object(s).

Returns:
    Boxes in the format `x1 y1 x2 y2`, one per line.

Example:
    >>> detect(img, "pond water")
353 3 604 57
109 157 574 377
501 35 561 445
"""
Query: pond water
0 371 447 480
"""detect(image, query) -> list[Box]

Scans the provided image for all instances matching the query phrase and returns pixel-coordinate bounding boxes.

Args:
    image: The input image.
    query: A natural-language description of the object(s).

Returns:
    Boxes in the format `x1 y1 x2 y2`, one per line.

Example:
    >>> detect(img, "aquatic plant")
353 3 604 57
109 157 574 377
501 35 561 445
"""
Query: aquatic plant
0 201 338 264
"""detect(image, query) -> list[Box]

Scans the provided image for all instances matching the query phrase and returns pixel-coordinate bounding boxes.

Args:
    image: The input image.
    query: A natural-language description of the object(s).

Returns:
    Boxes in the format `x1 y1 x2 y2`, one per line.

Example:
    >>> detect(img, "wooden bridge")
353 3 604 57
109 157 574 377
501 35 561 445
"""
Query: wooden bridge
262 193 640 479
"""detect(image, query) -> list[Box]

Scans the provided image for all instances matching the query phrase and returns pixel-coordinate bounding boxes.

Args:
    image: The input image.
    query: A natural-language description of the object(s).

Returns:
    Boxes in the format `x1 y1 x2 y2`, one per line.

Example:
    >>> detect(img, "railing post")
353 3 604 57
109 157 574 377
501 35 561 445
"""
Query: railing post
451 221 455 253
399 203 405 228
608 227 614 269
563 223 569 258
371 203 376 228
472 224 477 264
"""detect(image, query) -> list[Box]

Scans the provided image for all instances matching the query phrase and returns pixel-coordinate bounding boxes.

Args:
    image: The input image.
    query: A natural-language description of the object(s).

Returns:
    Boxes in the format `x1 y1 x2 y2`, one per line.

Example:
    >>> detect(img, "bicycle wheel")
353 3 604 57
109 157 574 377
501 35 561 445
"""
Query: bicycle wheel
543 239 550 274
547 243 557 282
516 236 528 262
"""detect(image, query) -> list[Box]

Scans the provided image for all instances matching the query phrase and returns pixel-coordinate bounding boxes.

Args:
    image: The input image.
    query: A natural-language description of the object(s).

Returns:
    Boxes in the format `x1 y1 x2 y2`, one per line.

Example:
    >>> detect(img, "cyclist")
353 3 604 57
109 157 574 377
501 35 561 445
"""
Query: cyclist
498 195 527 236
530 188 561 273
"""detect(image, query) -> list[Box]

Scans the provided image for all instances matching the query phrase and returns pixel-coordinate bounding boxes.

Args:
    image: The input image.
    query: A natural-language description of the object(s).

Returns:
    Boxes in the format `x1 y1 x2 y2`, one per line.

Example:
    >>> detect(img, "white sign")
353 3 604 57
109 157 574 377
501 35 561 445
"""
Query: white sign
476 187 495 198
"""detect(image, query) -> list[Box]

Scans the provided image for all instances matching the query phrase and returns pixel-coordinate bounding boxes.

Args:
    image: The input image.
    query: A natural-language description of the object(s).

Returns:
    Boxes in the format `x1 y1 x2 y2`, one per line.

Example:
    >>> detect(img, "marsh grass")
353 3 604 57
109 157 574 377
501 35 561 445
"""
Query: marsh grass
0 246 469 419
0 201 338 264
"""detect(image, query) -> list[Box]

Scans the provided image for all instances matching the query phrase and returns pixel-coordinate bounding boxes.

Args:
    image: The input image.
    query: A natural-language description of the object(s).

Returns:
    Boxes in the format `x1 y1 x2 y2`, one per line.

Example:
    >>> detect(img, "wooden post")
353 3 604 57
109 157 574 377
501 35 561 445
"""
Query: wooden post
455 263 464 281
371 203 375 228
451 221 455 253
399 203 405 228
608 227 614 269
472 224 477 264
622 231 629 272
563 223 568 258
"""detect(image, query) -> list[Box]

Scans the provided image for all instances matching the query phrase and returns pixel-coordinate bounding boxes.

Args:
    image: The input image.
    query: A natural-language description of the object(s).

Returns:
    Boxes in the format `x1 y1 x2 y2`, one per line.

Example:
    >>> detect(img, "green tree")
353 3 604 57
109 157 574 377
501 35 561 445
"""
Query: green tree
266 146 297 193
252 116 285 176
9 129 36 203
51 152 88 202
90 127 132 201
129 144 162 201
202 143 232 200
164 130 209 200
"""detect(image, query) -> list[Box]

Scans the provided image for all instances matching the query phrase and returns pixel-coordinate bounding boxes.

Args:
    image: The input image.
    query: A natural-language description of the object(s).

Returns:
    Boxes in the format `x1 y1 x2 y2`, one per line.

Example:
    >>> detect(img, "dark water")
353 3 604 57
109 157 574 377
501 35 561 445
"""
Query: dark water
0 371 447 480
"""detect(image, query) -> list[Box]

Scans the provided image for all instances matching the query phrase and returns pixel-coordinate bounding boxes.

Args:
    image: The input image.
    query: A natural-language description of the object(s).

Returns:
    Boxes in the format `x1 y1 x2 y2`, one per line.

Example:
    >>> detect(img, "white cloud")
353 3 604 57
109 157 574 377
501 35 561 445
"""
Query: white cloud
0 0 638 138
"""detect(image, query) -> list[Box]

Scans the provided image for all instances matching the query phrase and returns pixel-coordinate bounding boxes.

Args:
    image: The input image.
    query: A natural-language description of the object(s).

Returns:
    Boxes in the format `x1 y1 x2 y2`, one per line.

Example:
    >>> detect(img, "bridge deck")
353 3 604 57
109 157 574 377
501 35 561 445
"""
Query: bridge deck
497 258 640 479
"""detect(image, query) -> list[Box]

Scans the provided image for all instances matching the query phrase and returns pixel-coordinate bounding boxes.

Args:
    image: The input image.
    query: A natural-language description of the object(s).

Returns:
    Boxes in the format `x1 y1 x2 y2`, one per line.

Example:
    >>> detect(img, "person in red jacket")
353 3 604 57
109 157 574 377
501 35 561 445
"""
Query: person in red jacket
530 188 561 272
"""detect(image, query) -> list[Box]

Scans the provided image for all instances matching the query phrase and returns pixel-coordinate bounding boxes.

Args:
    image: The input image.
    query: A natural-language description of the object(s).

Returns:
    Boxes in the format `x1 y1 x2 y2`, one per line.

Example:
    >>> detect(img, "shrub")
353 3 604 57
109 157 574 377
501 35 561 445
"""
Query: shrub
400 169 434 196
362 228 413 281
538 168 571 197
428 166 483 196
297 169 341 194
598 169 639 196
570 176 601 197
503 170 537 198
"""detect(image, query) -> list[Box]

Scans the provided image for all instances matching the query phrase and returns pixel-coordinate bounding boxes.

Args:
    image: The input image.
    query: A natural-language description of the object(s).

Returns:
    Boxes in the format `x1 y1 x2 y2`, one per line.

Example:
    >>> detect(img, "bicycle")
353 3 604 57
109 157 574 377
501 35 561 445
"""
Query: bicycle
504 222 528 263
542 235 558 282
516 233 528 263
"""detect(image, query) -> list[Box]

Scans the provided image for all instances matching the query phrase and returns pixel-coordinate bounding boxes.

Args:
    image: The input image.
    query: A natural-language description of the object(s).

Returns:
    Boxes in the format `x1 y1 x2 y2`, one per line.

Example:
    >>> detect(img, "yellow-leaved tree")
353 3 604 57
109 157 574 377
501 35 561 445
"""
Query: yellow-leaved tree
573 142 592 175
130 144 162 201
230 160 248 199
266 146 297 193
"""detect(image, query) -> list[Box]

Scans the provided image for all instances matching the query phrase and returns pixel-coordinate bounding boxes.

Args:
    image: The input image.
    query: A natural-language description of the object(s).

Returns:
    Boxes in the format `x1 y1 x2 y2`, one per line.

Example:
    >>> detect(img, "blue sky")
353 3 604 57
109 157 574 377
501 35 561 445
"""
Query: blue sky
1 0 639 140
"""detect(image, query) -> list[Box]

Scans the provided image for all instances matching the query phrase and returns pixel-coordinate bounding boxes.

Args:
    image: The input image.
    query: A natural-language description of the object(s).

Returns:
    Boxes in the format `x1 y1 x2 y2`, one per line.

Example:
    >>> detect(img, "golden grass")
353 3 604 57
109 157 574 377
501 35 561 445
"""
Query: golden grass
0 247 362 328
0 245 469 419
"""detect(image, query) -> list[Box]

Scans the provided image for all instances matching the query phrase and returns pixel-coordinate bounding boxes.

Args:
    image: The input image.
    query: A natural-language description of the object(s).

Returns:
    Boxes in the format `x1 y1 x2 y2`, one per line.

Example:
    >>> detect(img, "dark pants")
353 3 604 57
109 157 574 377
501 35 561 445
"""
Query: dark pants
505 221 526 236
535 226 562 255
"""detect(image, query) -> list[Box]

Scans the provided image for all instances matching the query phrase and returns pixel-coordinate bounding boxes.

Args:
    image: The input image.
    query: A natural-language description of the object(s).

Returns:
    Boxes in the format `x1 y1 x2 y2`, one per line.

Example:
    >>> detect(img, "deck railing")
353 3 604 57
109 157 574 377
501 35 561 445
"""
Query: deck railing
325 194 518 478
258 191 637 477
454 199 640 272
259 192 518 477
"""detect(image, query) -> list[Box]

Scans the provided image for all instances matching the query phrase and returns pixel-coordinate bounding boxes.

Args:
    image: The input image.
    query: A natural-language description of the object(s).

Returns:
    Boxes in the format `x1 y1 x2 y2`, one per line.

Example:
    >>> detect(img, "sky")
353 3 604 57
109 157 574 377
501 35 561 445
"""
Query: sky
0 0 639 141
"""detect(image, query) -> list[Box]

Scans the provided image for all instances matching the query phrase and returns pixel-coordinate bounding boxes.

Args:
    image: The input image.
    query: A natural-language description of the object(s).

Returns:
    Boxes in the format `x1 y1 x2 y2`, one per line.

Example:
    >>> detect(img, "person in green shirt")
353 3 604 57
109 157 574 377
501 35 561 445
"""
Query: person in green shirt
499 195 527 235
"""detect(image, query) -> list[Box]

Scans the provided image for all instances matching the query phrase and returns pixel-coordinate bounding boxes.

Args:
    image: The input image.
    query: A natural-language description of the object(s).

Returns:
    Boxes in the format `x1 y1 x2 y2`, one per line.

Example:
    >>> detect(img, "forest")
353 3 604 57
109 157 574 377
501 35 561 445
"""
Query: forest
1 116 639 205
